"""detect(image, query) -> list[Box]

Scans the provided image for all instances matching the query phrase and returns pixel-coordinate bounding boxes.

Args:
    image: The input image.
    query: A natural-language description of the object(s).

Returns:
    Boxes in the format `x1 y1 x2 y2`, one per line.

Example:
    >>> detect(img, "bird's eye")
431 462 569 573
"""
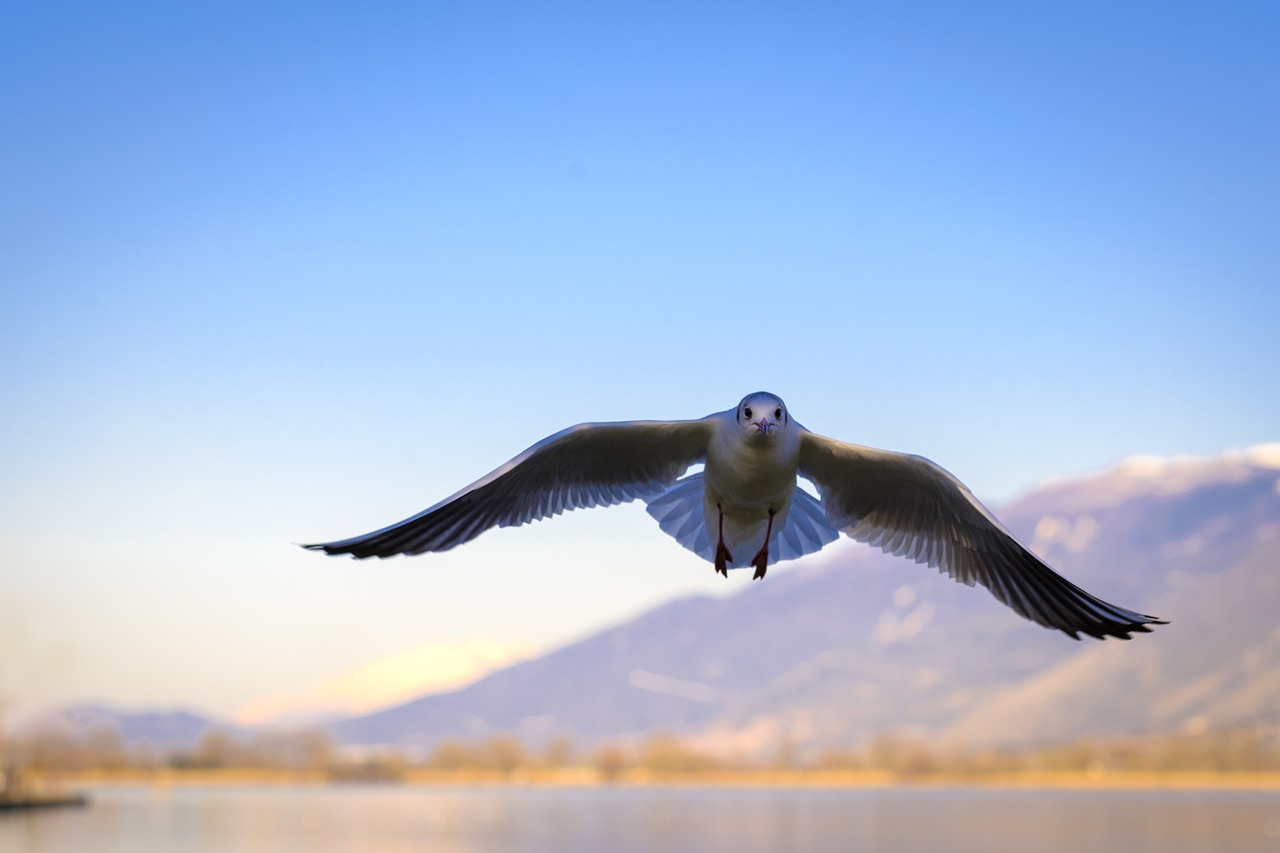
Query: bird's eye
775 408 782 419
744 407 753 419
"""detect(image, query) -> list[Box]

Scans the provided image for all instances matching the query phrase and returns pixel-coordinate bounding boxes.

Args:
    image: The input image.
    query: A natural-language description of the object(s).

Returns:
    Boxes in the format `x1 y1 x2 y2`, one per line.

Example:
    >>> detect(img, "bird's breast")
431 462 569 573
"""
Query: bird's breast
705 437 798 511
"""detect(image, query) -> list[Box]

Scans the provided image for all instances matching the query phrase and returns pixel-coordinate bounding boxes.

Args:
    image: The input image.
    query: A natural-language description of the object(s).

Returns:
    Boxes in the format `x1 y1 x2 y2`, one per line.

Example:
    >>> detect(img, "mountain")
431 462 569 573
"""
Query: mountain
329 443 1280 753
19 704 234 749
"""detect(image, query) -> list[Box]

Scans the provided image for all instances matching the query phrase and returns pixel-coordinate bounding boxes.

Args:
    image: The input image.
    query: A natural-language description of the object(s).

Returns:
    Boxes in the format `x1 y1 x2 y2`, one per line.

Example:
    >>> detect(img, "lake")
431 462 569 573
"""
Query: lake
3 785 1278 852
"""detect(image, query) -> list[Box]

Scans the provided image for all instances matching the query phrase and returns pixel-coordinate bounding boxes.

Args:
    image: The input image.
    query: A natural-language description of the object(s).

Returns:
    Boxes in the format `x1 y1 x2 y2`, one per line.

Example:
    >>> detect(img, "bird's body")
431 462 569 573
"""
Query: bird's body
702 399 803 575
305 392 1165 640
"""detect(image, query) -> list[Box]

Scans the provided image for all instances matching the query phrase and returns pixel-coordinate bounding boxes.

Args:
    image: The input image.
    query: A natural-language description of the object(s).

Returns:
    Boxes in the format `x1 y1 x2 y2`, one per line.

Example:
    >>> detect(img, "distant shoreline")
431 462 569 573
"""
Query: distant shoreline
29 767 1280 791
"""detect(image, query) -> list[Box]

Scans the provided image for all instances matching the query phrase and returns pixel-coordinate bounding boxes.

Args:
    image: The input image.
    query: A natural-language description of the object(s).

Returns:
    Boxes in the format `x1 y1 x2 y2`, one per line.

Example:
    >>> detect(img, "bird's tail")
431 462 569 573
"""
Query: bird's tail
644 474 838 568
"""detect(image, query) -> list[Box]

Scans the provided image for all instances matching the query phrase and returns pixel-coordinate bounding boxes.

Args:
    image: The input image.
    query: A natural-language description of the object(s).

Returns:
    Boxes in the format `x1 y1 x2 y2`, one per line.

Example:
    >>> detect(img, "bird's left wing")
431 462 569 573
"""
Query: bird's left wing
797 431 1164 640
303 419 713 558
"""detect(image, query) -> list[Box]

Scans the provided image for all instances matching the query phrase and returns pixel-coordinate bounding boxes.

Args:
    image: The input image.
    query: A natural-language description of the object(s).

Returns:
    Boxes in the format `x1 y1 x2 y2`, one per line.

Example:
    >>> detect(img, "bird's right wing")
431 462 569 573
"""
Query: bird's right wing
303 419 714 558
798 430 1164 640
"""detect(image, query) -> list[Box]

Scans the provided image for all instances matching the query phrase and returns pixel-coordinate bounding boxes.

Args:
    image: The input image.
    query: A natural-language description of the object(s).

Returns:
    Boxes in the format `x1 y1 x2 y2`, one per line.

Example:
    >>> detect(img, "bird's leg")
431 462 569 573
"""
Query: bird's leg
751 508 776 580
714 503 733 577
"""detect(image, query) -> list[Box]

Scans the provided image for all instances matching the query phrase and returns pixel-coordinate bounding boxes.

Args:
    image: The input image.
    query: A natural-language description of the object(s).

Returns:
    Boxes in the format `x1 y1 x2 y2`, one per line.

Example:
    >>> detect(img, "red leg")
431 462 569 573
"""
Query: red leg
714 503 733 577
751 508 776 580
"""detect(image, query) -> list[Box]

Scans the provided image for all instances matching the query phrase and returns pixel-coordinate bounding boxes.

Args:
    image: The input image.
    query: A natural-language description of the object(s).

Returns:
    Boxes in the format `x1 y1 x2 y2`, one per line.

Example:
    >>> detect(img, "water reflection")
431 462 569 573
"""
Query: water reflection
3 786 1278 853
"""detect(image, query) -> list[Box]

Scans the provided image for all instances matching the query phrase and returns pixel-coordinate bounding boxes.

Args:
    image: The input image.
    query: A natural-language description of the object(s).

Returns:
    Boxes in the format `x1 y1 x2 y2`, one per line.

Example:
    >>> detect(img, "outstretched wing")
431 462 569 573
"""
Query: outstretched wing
798 431 1165 640
305 419 713 558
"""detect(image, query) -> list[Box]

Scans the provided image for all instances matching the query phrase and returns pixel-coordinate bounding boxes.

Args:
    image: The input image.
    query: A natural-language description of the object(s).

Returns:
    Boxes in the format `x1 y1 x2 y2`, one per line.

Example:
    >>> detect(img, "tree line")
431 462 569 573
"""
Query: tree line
6 724 1279 781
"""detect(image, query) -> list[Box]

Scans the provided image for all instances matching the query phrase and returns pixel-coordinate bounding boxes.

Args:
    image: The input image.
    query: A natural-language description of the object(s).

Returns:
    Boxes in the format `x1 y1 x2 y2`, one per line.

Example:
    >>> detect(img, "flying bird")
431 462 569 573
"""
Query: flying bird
304 392 1164 640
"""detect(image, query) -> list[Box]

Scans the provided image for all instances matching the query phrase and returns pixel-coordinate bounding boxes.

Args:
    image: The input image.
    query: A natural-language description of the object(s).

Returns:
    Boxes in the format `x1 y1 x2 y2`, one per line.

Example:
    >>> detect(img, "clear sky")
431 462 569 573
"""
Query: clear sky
3 2 1277 727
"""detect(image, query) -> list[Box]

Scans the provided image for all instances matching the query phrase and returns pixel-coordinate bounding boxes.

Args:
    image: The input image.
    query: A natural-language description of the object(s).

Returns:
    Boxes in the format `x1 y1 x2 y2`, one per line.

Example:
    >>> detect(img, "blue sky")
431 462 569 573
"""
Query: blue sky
3 2 1278 725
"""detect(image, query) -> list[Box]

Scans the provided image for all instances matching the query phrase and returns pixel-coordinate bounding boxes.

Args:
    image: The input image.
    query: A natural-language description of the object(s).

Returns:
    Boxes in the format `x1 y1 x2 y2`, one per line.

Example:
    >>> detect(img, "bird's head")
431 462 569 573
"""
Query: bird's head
735 392 789 442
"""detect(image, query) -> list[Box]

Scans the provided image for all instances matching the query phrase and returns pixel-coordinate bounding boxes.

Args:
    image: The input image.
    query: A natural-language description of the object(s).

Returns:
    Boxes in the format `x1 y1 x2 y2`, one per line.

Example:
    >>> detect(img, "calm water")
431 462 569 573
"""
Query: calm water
3 785 1279 852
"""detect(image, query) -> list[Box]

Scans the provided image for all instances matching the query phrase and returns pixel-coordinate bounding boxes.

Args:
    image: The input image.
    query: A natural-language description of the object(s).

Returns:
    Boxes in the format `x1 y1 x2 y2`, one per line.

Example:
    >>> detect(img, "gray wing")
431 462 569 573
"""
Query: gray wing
305 419 713 558
798 431 1165 640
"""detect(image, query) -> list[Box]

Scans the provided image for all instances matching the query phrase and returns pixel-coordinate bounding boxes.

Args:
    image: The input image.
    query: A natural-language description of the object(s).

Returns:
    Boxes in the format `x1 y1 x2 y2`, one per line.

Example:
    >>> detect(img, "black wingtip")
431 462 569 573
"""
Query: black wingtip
297 541 358 557
1131 615 1170 631
298 542 332 553
1089 615 1168 641
298 539 399 560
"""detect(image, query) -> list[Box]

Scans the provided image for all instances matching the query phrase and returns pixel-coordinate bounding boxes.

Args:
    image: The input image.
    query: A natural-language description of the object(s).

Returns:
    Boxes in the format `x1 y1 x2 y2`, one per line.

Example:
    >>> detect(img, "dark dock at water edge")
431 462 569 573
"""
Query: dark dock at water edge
0 791 89 812
0 766 90 812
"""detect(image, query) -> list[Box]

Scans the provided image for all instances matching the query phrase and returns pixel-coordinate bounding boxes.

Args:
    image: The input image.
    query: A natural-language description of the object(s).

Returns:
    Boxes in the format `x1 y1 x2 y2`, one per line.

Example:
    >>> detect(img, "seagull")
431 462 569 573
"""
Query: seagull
304 392 1164 640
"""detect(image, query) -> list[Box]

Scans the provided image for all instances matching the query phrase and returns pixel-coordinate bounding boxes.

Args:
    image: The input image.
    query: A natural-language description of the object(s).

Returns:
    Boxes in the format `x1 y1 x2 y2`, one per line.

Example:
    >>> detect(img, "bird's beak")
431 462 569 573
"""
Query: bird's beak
755 418 772 435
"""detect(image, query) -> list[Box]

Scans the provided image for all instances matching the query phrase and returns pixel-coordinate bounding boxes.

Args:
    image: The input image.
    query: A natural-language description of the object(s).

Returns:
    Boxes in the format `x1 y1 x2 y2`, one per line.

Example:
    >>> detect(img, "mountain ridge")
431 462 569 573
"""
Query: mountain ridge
29 443 1279 754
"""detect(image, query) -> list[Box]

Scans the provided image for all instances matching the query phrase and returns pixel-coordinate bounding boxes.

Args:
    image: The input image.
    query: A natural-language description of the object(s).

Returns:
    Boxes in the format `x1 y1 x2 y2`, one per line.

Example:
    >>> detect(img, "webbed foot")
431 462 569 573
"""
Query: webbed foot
751 547 768 580
715 542 734 577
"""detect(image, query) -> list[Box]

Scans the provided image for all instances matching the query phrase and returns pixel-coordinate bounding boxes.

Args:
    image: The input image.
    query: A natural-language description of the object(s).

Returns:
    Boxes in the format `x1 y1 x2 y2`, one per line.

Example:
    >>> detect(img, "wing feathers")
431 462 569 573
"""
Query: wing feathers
306 404 1164 642
305 419 711 558
798 431 1164 640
